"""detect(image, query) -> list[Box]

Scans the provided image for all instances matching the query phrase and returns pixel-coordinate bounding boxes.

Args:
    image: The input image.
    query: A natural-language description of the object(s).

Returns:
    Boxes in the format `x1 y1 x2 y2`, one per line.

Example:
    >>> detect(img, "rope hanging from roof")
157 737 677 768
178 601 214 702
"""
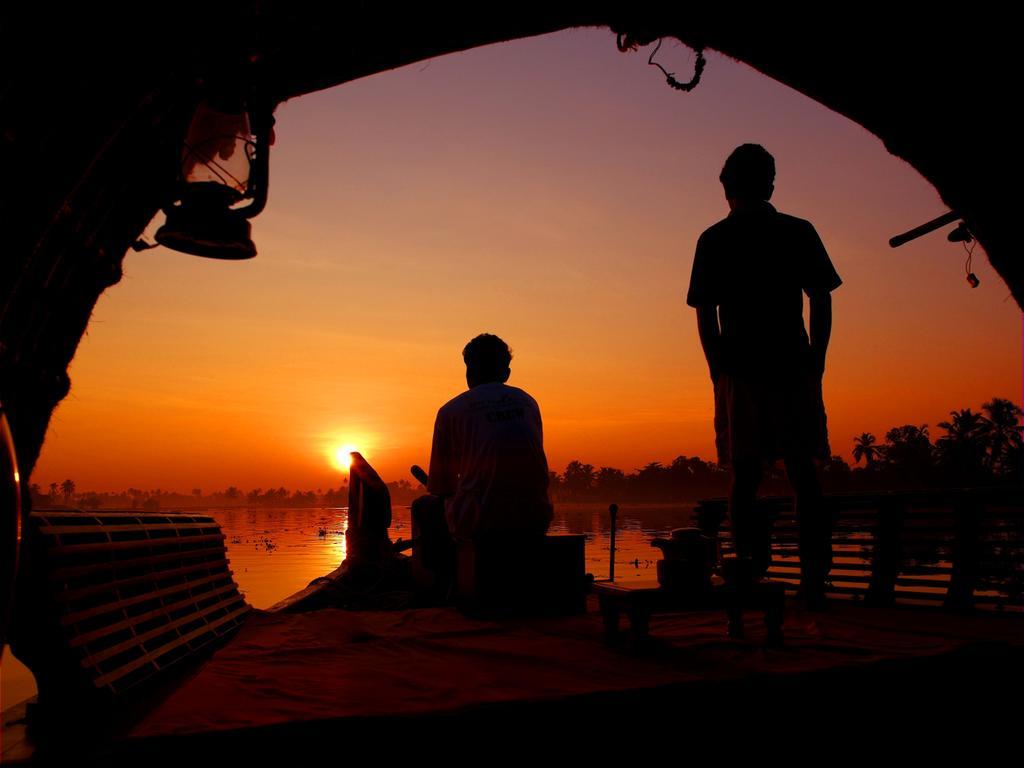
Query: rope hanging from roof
616 34 706 93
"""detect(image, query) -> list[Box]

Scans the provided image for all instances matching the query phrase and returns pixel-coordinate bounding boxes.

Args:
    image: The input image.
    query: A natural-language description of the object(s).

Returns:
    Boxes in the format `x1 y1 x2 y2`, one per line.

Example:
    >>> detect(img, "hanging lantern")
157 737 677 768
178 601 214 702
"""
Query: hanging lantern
156 98 274 259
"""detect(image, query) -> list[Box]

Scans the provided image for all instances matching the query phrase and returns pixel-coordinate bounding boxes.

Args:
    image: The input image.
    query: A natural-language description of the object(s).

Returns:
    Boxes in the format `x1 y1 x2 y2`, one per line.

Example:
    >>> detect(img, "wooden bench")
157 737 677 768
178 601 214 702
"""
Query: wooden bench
8 510 249 727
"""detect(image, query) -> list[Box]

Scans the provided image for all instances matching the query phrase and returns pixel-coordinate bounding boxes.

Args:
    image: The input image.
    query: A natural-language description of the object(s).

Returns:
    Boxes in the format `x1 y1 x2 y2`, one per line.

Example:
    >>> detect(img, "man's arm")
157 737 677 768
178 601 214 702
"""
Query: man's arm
800 220 839 376
688 229 723 383
695 304 723 383
808 291 832 375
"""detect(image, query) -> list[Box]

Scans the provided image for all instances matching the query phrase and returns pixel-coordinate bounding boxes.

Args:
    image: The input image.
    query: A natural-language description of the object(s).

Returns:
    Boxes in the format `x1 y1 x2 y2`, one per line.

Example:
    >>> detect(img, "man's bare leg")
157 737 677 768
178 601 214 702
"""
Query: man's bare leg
730 458 770 579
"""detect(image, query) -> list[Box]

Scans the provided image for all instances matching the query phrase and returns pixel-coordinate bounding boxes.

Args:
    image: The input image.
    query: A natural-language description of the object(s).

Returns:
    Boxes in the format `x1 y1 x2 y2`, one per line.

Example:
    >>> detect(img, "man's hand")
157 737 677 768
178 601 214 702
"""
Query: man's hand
709 363 722 386
809 347 826 377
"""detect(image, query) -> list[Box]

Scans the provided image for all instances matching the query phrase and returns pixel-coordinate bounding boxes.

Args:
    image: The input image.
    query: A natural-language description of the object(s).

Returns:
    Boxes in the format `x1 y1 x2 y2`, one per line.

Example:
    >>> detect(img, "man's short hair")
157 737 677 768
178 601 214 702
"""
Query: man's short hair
720 144 775 200
463 334 512 378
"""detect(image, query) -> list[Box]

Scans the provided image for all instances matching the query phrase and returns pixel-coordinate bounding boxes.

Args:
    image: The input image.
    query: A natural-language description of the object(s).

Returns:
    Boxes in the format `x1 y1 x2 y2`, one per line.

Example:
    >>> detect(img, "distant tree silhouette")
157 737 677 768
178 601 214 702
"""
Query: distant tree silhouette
852 433 881 466
881 425 933 487
548 471 563 498
634 462 670 500
595 466 626 498
36 395 1014 510
667 455 726 498
322 486 347 506
384 480 417 505
553 456 726 502
79 492 102 509
936 409 988 484
981 397 1023 477
562 461 597 498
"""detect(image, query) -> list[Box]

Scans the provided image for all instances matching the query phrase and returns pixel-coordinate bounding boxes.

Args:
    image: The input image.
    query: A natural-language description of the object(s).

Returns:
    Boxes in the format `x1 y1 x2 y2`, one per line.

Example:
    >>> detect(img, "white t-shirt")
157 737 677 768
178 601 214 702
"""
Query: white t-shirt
427 382 552 540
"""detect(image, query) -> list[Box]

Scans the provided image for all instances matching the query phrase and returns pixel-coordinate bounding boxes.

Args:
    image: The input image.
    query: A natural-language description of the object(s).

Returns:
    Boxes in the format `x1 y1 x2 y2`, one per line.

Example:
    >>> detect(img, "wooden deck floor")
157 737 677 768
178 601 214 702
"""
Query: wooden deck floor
5 595 1021 764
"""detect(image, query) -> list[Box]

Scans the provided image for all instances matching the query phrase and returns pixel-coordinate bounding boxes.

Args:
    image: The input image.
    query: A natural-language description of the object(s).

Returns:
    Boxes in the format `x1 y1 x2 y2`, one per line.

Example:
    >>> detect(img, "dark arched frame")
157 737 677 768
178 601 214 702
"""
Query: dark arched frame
1 4 1019 482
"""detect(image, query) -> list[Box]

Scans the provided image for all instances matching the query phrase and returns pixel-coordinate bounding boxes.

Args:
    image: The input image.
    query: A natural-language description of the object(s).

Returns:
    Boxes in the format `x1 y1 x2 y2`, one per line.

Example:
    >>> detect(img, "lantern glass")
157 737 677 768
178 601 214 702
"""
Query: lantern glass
181 103 254 196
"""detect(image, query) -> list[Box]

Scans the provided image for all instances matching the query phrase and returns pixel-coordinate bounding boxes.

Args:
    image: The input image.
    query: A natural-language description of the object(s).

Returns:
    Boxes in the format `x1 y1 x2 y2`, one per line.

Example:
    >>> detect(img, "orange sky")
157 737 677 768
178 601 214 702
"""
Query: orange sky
33 30 1021 492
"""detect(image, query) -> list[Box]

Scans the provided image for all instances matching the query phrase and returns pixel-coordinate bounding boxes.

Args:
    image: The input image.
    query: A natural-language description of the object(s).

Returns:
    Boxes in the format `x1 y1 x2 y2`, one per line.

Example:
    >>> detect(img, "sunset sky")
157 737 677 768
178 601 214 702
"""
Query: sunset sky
32 29 1021 492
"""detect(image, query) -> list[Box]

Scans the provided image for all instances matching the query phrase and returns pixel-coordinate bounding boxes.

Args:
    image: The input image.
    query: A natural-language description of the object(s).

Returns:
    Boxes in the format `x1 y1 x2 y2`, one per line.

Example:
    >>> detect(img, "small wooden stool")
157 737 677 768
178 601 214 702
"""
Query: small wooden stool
593 576 784 649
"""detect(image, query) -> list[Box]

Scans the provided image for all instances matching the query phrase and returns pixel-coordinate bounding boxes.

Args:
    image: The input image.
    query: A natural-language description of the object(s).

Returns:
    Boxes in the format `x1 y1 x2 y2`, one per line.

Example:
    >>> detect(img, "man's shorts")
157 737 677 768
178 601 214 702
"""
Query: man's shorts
714 370 830 466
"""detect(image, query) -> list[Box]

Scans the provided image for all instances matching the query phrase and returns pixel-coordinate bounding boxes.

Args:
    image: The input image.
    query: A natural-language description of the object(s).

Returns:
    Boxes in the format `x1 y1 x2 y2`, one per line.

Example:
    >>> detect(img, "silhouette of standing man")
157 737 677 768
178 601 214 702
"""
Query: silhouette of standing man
687 144 841 607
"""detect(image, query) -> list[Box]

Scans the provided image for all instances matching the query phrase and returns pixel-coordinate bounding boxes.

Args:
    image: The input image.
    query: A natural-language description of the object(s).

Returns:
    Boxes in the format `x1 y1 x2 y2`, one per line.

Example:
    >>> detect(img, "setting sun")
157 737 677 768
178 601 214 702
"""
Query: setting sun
331 444 359 472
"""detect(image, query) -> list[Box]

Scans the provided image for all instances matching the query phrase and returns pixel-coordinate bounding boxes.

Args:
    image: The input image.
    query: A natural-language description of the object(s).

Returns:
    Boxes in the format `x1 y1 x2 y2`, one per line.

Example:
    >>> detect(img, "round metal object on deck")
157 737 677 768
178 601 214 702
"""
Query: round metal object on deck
0 406 22 653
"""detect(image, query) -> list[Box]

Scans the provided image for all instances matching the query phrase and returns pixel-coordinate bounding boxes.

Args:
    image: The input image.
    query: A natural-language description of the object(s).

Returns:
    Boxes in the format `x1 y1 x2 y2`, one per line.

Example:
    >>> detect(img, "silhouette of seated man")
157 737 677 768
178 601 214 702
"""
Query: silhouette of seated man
686 144 842 606
412 334 553 600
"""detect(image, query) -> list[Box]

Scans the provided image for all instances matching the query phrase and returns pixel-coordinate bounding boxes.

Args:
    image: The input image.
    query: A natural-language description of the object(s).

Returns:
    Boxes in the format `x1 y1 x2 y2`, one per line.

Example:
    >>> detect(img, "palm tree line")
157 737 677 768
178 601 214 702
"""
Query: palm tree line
29 397 1021 508
551 396 1021 500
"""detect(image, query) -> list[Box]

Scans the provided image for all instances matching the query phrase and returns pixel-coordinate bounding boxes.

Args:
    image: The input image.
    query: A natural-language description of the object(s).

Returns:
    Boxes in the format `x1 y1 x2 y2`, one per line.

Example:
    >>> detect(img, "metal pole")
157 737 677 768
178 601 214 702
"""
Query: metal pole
608 503 618 582
889 211 959 248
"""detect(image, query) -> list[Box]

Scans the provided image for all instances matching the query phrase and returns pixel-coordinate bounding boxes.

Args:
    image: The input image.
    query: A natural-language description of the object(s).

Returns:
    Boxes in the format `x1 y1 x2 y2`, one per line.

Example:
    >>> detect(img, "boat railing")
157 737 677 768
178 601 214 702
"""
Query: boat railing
693 487 1023 612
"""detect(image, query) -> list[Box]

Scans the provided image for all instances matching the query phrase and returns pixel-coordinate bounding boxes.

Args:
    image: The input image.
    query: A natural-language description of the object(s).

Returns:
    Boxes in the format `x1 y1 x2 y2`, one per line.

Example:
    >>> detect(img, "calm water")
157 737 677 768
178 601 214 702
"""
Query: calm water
0 501 694 708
